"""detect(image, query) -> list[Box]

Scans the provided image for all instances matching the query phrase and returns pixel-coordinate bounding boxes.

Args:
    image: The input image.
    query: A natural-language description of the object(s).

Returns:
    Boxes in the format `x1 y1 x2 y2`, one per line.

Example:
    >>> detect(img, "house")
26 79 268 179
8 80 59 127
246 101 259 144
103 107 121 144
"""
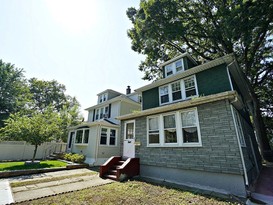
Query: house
67 87 141 165
101 53 262 197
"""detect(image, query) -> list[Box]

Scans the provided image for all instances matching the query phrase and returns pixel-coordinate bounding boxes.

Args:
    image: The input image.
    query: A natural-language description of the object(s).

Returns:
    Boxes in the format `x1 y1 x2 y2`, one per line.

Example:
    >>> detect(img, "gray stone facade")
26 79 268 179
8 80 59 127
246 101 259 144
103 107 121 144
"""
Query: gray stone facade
120 99 261 196
121 100 244 175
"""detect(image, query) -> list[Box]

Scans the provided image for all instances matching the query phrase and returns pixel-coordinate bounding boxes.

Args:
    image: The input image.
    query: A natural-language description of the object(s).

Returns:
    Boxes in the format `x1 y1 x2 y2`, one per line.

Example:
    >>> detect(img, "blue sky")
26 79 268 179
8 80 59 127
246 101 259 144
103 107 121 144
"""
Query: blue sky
0 0 146 119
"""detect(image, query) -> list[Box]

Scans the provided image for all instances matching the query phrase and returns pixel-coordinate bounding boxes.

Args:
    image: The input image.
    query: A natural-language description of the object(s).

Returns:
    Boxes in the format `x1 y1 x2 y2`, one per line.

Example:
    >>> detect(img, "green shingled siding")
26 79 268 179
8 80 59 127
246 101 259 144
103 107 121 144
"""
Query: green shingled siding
183 58 196 70
142 87 159 110
196 64 232 96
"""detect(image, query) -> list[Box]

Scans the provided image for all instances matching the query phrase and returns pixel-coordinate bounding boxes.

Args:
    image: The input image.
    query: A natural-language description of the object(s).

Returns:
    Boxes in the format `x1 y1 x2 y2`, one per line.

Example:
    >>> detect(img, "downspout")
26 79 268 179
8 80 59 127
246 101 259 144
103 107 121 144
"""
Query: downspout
230 104 249 186
227 61 235 91
94 124 100 166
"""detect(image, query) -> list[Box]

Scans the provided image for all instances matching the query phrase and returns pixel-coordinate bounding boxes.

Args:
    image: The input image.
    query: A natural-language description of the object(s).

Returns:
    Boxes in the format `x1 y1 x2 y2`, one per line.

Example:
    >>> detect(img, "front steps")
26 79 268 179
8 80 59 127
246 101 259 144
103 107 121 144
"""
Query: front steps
100 156 139 181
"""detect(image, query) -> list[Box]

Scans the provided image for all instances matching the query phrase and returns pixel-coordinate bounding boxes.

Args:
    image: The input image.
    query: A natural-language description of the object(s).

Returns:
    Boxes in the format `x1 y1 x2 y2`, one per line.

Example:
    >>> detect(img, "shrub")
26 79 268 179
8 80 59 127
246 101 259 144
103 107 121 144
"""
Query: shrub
63 153 73 161
70 154 85 163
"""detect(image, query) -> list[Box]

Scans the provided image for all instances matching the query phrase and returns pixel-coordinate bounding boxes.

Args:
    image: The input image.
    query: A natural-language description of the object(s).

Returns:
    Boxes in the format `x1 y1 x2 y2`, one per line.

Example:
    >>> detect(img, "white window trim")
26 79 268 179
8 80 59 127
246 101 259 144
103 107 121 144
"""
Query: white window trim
95 105 109 120
99 127 118 146
164 59 185 77
74 128 89 145
98 93 108 104
159 75 198 106
233 108 246 147
147 108 202 147
124 120 135 140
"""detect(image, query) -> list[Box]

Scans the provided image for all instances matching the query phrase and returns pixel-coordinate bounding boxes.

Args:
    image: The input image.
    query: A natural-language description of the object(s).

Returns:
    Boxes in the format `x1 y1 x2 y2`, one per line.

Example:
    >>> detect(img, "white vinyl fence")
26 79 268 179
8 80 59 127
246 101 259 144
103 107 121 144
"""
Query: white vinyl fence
0 141 67 161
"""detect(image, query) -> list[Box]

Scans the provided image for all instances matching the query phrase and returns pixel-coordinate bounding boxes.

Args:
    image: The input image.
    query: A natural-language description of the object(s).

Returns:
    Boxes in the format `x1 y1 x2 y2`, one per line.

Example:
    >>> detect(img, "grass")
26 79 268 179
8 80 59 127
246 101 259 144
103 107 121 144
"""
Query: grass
0 160 67 172
10 172 96 188
17 181 240 205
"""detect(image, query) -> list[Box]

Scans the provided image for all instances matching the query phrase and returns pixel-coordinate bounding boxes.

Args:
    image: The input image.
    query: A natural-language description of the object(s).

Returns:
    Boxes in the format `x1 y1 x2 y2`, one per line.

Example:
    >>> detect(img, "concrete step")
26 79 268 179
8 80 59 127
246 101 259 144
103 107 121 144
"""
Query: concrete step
104 174 117 181
108 170 117 175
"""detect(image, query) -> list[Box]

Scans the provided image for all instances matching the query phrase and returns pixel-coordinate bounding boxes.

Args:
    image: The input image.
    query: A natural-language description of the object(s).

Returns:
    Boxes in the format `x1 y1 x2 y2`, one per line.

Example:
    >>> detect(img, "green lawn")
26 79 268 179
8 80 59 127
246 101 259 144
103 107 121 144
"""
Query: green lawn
17 181 240 205
0 160 67 171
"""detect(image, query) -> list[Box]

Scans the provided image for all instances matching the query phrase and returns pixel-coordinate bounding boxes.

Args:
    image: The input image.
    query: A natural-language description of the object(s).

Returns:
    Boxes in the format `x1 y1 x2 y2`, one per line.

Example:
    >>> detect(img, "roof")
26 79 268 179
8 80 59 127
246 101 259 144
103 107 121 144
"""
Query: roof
96 89 123 96
159 52 198 68
135 54 234 93
68 119 119 130
117 91 238 120
85 94 140 111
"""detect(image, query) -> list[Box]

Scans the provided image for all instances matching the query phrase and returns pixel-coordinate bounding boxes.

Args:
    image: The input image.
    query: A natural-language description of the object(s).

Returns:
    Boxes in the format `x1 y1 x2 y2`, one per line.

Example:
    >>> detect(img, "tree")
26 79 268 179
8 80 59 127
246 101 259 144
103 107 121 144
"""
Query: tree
127 0 273 159
0 60 30 126
0 107 61 161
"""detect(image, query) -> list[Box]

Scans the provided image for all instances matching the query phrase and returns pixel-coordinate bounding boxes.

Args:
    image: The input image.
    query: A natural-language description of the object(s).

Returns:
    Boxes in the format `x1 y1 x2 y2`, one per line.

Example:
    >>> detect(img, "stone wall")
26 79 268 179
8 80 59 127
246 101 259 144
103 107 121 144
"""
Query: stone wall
121 99 244 175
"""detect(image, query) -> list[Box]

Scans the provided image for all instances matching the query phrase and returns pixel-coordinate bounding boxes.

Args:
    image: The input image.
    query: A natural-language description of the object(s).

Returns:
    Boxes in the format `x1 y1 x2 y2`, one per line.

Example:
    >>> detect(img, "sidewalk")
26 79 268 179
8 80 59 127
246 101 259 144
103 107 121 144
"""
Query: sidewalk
0 168 113 205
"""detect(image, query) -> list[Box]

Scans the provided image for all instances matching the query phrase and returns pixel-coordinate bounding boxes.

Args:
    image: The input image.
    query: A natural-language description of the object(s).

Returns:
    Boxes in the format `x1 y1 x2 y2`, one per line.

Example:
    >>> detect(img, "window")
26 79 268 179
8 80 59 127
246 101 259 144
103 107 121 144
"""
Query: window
95 106 109 121
165 64 173 76
100 127 117 146
175 60 183 72
99 93 108 103
110 129 116 145
159 75 198 105
100 108 104 119
181 110 198 143
184 76 196 98
100 128 107 145
234 109 246 147
147 108 201 147
125 122 134 139
95 109 99 120
164 59 184 77
171 81 182 101
75 128 89 144
163 114 177 143
160 85 169 104
148 117 159 144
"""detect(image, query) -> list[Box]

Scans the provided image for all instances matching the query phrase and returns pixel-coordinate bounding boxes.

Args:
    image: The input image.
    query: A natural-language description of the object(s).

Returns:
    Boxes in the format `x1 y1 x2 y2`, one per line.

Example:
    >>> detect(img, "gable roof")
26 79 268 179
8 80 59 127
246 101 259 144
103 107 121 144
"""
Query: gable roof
85 94 140 111
135 54 234 93
159 52 198 68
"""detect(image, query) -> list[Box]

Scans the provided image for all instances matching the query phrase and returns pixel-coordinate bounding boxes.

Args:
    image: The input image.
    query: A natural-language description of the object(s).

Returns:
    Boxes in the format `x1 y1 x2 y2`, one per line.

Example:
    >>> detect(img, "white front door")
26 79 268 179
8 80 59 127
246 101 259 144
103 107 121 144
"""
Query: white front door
123 120 135 158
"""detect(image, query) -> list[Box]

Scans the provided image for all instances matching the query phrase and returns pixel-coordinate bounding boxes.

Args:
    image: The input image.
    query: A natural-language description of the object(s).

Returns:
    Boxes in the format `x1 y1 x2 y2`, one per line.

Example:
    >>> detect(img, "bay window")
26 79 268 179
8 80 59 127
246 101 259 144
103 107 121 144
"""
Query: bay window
75 128 89 144
147 108 201 147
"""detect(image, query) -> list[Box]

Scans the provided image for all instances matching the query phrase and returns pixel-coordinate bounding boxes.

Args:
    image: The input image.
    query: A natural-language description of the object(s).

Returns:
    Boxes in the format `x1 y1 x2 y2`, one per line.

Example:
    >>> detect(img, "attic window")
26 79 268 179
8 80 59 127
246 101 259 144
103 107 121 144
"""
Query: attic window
164 59 184 77
99 93 107 103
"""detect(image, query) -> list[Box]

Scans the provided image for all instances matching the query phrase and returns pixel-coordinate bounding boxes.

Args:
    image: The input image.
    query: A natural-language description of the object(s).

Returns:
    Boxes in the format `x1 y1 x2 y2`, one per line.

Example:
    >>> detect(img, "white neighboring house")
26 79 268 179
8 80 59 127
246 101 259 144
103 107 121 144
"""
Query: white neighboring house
67 87 141 165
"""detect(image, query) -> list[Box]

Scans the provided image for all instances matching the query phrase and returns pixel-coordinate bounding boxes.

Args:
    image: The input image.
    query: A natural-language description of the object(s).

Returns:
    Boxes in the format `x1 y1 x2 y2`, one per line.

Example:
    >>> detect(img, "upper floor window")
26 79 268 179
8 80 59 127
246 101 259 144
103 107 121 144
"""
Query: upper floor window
95 106 109 120
159 75 198 105
98 93 108 103
75 128 89 144
164 59 184 77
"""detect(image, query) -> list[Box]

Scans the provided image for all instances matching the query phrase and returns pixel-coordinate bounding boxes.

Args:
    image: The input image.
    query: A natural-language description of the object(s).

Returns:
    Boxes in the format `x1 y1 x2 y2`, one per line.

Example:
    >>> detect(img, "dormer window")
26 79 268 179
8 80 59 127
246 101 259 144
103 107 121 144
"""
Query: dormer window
99 93 108 103
164 59 184 77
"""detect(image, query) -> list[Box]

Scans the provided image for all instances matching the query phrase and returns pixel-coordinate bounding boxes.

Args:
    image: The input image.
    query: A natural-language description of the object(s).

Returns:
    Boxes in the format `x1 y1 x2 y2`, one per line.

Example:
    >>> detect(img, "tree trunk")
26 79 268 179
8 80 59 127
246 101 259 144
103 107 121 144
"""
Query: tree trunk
249 89 273 161
32 144 38 162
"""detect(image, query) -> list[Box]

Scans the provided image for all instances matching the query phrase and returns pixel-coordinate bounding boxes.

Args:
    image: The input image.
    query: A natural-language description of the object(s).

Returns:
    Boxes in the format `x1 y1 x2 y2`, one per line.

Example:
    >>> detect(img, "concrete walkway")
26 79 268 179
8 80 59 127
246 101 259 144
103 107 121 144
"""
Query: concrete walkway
0 168 113 205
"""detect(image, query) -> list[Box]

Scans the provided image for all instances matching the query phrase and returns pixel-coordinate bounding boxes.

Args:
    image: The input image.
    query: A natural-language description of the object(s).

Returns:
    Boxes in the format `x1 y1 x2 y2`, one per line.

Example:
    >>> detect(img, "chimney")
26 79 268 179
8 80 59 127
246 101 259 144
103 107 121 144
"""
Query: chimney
126 86 131 95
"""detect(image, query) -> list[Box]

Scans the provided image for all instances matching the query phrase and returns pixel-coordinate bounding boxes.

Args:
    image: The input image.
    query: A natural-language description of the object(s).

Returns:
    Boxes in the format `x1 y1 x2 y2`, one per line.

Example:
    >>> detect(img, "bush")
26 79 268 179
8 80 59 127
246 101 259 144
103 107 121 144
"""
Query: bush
64 153 85 164
71 154 85 163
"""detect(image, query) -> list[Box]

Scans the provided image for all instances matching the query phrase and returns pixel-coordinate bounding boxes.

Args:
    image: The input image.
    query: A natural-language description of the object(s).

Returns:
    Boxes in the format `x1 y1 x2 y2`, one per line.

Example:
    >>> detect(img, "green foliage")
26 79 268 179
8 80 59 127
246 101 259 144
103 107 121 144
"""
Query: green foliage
127 0 273 149
0 107 62 160
0 160 67 172
0 60 30 125
64 153 85 164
